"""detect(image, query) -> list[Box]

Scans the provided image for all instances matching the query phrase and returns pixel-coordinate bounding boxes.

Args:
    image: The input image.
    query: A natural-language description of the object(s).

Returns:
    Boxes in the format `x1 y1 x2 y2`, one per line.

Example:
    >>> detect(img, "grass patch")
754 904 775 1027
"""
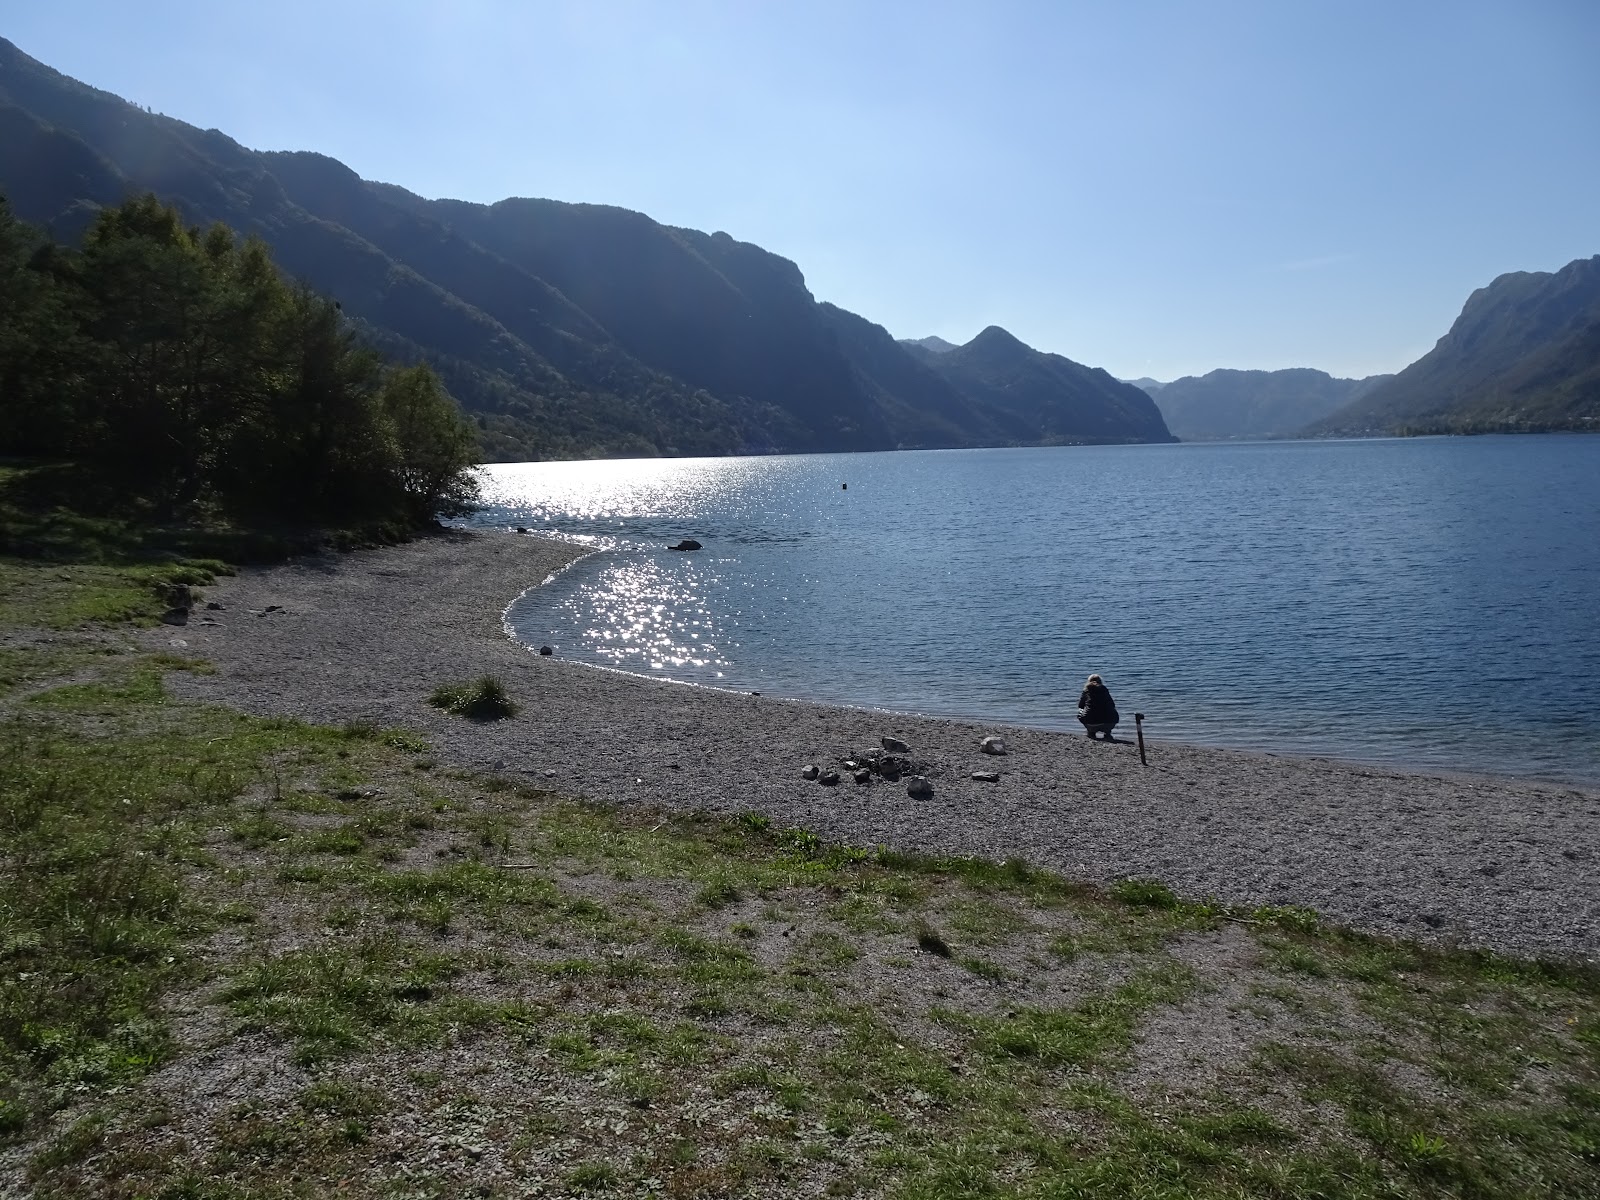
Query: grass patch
222 935 472 1066
428 674 518 720
6 542 1600 1198
952 963 1198 1068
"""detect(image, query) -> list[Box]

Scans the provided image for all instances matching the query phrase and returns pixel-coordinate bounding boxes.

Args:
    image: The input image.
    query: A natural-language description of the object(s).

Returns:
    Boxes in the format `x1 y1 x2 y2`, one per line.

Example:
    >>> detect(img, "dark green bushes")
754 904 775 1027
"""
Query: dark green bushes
0 194 480 532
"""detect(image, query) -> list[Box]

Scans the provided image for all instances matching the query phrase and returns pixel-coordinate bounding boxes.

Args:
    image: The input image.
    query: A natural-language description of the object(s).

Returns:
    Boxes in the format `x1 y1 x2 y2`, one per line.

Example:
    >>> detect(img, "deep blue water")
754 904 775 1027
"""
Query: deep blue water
470 437 1600 786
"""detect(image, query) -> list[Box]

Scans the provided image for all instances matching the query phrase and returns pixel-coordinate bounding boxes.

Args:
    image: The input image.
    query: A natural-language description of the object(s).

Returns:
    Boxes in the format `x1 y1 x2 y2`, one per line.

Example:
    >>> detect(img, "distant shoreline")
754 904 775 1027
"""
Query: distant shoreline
153 530 1600 962
472 424 1600 463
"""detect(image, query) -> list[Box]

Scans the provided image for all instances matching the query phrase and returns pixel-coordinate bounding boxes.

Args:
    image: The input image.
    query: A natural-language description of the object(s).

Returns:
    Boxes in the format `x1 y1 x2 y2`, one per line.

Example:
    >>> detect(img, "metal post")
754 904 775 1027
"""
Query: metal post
1134 712 1147 766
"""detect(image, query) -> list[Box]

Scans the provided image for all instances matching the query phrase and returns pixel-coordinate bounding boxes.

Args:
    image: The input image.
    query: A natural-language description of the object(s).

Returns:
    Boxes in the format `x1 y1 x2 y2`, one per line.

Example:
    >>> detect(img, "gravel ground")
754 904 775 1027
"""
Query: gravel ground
150 529 1600 962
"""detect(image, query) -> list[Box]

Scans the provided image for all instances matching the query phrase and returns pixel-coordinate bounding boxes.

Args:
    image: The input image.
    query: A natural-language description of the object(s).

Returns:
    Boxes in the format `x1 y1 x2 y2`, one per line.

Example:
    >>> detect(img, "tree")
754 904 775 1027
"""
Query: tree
74 197 237 507
222 283 385 523
376 364 482 523
2 192 485 532
0 196 77 456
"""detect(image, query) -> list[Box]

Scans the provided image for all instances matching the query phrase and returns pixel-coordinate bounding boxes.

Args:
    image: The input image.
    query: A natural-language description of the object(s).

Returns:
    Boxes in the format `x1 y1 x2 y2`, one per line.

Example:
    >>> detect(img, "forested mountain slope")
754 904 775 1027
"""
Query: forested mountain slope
0 37 1174 459
1313 256 1600 435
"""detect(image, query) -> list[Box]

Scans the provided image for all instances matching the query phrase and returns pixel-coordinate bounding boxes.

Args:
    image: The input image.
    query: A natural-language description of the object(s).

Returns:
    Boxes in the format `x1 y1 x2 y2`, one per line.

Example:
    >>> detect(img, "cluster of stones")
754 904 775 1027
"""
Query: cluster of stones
801 733 1011 794
801 736 933 796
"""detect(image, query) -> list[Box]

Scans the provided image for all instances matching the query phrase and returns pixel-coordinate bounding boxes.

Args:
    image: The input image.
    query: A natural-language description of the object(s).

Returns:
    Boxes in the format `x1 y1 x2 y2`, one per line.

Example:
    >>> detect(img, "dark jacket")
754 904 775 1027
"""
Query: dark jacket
1077 682 1118 726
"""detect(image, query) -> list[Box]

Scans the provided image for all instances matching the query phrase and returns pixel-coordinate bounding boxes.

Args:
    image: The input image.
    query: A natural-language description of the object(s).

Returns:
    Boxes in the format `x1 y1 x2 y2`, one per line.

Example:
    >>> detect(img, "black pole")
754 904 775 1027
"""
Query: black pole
1135 712 1147 766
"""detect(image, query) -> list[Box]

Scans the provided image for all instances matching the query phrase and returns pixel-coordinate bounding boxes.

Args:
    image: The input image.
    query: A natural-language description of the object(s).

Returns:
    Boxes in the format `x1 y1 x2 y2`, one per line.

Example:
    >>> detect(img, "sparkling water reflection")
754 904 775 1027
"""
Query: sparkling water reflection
475 439 1600 786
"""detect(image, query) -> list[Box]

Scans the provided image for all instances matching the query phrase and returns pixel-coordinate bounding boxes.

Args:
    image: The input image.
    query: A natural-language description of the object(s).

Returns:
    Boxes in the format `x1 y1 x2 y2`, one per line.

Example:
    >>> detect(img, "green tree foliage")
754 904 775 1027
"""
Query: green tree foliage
0 194 481 530
0 196 77 454
377 365 482 523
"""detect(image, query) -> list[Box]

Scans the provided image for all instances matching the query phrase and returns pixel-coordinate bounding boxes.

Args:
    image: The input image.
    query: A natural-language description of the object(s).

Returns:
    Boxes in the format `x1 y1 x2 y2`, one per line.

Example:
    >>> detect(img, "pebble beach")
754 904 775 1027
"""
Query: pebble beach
151 530 1600 962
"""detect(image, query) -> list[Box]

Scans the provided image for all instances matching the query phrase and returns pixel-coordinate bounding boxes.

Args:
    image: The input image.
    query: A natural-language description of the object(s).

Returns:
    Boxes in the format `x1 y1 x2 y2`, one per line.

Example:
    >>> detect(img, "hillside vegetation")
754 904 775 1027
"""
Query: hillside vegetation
1314 256 1600 436
0 36 1175 460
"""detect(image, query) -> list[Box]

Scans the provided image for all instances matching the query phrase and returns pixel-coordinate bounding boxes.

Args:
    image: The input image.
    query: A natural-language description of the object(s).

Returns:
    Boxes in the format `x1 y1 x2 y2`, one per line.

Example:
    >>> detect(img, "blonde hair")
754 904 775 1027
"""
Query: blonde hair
1086 674 1103 686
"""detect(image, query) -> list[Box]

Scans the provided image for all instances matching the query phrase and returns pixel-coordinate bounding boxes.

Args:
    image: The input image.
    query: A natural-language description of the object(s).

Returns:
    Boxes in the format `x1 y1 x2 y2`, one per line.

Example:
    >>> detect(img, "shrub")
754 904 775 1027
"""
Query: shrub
428 675 517 720
913 920 952 958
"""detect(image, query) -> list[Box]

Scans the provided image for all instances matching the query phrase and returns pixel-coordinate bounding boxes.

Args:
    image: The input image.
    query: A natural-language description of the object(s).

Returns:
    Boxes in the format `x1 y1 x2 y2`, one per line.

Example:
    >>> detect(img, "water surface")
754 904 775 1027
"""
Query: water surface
471 437 1600 786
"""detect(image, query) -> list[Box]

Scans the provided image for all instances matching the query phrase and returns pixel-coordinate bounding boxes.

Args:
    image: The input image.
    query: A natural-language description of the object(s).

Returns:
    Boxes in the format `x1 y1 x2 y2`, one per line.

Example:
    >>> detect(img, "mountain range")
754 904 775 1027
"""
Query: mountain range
0 37 1172 460
3 37 1594 454
1140 369 1391 441
1130 256 1600 440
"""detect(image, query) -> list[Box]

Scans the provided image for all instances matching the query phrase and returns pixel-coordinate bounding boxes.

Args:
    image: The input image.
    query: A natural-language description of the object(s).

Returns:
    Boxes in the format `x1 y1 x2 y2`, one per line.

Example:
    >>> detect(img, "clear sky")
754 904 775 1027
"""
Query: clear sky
7 1 1598 380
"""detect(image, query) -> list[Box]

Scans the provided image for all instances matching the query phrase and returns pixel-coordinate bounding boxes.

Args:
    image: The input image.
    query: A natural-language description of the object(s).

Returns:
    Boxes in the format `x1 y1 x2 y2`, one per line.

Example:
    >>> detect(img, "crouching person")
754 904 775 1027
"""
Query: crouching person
1077 673 1119 740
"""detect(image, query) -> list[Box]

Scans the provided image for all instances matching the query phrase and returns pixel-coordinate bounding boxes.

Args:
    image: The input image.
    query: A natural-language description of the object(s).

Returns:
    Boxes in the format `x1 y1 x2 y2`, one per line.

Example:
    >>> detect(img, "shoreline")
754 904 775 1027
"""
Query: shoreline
491 524 1599 794
152 529 1600 962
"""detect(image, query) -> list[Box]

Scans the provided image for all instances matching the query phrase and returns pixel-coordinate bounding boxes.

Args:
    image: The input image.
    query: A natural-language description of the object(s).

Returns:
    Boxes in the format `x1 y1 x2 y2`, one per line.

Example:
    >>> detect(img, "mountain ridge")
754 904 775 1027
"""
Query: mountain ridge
1312 256 1600 435
0 37 1175 459
1148 368 1391 441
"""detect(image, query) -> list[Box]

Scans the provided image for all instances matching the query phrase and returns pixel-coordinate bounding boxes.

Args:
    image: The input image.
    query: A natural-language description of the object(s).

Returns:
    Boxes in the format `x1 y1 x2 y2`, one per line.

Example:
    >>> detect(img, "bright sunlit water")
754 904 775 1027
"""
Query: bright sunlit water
470 437 1600 786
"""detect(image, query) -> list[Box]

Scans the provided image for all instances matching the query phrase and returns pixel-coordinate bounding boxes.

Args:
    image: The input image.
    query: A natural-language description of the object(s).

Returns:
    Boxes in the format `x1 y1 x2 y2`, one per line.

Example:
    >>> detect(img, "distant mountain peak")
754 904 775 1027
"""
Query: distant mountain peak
1123 377 1168 393
900 334 959 354
968 325 1025 350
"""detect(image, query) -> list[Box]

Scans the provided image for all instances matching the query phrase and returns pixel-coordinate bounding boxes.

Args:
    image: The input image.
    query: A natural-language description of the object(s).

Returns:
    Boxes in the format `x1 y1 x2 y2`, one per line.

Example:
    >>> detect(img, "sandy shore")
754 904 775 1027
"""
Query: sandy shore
150 530 1600 962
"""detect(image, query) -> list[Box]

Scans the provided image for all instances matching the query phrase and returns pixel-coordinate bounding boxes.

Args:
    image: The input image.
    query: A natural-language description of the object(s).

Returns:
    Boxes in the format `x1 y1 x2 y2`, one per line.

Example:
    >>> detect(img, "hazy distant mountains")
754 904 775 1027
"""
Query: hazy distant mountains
1135 254 1600 439
1141 369 1390 441
1309 256 1600 436
0 37 1174 460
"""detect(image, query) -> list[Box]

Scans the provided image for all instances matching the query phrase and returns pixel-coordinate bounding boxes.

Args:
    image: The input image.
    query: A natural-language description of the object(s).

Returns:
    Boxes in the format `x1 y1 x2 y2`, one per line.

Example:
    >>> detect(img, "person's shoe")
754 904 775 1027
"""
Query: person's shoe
1085 731 1095 739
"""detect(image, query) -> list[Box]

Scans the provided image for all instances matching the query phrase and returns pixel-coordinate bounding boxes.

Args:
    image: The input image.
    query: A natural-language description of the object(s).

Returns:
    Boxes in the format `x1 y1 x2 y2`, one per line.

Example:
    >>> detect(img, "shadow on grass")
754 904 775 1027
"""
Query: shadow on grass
0 460 431 566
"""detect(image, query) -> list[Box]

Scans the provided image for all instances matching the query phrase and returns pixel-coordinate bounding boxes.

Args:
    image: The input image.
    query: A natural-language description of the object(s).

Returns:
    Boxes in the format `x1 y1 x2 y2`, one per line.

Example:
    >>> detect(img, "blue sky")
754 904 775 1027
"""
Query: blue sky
8 1 1598 380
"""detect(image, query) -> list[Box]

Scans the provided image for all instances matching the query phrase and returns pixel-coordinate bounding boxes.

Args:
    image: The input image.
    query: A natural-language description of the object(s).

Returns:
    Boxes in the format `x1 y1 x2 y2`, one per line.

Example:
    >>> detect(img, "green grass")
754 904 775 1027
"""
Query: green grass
221 935 478 1066
948 963 1199 1068
0 555 230 630
5 548 1600 1199
427 673 518 720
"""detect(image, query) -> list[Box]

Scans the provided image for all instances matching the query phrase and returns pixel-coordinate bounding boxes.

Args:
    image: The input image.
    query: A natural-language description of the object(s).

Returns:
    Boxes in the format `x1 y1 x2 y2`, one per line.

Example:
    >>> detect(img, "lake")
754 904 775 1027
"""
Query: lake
468 436 1600 787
